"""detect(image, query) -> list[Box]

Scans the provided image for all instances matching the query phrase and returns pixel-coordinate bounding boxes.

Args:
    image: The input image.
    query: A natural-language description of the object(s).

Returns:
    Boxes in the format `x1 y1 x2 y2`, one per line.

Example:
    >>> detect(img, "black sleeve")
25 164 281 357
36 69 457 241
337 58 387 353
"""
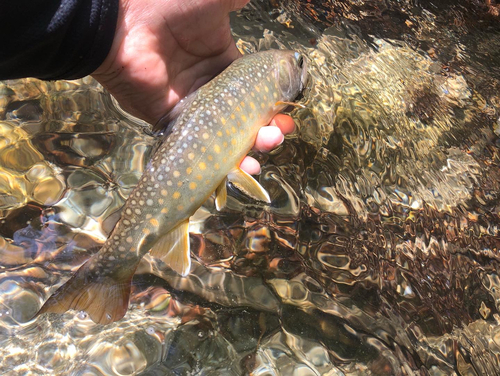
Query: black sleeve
0 0 119 80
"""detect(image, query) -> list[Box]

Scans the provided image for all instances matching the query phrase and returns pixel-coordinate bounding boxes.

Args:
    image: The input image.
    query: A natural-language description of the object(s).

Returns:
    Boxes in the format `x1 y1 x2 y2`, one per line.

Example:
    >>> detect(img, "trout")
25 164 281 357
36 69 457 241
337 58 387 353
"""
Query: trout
38 50 308 324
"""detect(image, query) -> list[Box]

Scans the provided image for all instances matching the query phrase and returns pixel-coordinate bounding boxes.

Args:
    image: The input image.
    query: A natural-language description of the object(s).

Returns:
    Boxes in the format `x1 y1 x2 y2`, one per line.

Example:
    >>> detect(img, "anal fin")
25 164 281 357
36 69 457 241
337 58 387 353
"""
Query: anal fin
149 220 191 276
227 168 271 204
37 260 133 325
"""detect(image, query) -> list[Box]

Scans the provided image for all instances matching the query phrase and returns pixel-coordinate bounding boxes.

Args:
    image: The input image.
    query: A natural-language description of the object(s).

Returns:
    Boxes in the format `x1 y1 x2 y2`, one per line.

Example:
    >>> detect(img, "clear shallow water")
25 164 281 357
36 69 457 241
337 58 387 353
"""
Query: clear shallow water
1 0 500 374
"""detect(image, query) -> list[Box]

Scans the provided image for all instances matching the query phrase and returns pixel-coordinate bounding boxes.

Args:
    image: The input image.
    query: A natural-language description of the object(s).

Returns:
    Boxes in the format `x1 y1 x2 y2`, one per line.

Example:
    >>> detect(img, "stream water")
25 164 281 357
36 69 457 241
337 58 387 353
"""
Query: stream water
1 0 500 374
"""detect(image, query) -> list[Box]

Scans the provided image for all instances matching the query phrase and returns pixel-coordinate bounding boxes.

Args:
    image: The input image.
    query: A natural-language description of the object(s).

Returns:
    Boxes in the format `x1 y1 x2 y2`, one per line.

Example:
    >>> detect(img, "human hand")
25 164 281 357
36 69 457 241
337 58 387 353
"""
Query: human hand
92 0 295 173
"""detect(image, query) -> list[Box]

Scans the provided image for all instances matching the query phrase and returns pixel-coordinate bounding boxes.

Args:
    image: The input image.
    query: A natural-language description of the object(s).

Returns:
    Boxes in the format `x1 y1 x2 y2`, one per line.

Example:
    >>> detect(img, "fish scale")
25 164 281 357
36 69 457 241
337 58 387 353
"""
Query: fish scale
37 49 308 324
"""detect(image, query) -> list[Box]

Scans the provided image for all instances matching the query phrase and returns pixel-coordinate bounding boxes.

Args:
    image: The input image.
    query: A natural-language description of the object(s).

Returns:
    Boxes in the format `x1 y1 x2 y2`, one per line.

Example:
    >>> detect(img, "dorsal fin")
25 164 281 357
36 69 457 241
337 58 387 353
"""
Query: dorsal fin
153 91 199 135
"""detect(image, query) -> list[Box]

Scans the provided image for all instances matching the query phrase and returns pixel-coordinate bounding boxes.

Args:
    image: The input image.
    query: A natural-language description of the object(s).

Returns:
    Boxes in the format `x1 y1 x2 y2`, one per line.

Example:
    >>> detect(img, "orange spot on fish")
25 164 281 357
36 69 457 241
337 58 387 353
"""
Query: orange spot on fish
173 192 181 199
214 145 221 154
196 174 203 181
199 162 206 170
186 167 193 174
189 182 197 190
161 208 169 214
150 218 159 227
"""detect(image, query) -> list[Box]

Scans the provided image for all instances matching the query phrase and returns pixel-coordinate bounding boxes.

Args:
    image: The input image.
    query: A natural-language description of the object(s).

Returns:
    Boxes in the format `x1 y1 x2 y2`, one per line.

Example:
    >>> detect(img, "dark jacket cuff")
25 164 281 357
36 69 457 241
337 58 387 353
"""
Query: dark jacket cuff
0 0 119 80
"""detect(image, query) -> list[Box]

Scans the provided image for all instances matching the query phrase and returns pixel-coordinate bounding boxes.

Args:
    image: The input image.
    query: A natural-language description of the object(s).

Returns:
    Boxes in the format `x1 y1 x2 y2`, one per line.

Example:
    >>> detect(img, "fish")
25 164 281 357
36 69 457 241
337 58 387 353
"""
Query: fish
37 49 308 324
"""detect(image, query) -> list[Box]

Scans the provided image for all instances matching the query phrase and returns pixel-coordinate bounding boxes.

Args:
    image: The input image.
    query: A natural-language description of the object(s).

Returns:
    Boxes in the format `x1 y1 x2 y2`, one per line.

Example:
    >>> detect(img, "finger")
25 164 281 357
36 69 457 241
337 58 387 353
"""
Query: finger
253 125 284 152
270 113 296 135
239 156 261 175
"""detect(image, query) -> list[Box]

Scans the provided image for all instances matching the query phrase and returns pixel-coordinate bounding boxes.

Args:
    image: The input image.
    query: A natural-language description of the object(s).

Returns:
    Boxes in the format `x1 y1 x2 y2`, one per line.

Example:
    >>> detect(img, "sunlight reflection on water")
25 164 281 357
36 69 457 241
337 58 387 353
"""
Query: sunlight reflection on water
1 0 500 374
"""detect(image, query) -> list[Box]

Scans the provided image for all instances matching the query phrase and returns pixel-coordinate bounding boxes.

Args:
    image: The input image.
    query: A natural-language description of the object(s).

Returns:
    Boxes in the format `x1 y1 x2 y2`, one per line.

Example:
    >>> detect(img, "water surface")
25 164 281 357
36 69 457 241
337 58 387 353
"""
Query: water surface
1 0 500 374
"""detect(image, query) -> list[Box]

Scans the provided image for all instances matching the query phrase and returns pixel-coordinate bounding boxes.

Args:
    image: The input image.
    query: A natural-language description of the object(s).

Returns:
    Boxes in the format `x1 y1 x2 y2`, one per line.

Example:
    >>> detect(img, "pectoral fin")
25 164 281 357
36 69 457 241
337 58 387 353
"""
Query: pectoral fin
149 220 191 276
227 168 271 204
275 101 306 109
215 178 228 211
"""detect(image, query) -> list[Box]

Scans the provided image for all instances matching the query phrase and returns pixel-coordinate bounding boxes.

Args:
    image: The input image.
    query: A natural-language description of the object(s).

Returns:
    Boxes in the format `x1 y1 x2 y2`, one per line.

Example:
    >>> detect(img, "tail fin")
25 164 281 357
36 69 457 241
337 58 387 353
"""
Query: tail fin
37 261 133 325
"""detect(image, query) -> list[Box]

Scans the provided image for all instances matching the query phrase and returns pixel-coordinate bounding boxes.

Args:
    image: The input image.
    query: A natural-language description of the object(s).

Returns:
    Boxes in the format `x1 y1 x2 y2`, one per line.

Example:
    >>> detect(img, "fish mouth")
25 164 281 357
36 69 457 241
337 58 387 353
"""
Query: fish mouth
299 59 309 93
293 50 309 94
294 58 309 103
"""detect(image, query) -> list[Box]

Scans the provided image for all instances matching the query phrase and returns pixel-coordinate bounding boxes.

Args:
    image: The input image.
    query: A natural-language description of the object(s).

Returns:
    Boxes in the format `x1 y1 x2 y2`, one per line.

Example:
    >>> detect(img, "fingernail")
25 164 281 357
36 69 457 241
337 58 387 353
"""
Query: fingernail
278 134 285 146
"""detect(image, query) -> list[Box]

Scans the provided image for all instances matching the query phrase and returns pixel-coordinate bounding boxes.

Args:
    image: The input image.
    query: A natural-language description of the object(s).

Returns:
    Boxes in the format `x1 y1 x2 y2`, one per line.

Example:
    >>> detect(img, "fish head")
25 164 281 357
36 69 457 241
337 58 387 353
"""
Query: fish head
274 50 309 102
